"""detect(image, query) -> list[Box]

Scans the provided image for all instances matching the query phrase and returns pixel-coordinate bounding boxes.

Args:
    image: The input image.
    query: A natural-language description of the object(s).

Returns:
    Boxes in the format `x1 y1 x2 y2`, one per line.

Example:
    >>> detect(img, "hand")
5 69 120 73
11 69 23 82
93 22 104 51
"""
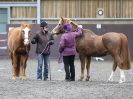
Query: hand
48 40 54 45
78 25 83 28
49 34 54 40
31 39 36 44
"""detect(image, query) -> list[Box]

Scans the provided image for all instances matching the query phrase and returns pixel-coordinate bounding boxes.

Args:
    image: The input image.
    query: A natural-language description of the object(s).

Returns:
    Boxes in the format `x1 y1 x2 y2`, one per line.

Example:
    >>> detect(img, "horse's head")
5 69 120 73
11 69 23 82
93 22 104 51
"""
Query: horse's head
51 17 78 37
21 23 32 45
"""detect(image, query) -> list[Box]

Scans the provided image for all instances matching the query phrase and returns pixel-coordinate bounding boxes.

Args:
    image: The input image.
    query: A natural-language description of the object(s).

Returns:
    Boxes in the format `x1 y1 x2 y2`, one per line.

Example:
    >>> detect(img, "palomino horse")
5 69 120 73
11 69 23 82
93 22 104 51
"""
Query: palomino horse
51 17 131 83
8 23 31 80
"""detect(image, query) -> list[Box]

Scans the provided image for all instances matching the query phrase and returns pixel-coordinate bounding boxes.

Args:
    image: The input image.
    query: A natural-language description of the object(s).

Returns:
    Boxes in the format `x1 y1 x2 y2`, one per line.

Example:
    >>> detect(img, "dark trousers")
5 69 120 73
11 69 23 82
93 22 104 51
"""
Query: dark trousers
63 55 75 80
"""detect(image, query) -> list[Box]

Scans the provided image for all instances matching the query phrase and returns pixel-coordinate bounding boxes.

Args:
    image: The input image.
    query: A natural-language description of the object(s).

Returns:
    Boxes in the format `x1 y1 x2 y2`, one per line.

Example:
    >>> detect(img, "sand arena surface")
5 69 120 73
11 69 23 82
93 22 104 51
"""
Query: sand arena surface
0 59 133 99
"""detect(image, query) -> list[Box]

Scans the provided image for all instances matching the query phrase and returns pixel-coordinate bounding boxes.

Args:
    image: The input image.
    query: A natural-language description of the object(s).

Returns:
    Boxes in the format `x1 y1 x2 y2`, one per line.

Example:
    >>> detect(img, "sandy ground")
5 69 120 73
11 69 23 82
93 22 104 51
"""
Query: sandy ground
0 59 133 99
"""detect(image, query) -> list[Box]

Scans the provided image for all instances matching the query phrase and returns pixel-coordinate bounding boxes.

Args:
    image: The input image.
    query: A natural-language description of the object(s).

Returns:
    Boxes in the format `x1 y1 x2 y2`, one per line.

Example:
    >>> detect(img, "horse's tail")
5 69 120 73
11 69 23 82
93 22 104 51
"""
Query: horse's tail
120 33 131 70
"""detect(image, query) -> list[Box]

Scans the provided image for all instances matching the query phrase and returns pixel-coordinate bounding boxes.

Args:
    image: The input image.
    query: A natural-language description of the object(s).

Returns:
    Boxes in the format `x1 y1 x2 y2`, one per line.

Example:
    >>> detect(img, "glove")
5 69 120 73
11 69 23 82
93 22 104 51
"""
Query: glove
31 39 36 44
48 40 54 45
59 47 64 53
49 34 54 40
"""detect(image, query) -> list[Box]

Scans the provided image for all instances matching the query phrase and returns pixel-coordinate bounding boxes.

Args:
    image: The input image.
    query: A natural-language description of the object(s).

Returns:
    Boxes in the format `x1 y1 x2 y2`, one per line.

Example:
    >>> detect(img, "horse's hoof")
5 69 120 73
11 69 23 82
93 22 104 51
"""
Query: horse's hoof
119 79 125 83
12 76 16 80
78 77 84 81
78 79 82 81
20 76 23 80
23 76 27 80
119 80 125 83
22 77 27 80
85 79 89 81
85 77 90 81
85 76 90 81
20 76 27 80
108 78 113 82
108 79 113 82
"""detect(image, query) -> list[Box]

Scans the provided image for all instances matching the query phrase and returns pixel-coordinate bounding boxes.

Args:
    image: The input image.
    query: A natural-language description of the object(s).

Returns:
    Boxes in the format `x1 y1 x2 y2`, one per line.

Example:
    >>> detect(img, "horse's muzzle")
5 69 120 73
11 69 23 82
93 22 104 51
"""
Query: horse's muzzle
24 39 30 45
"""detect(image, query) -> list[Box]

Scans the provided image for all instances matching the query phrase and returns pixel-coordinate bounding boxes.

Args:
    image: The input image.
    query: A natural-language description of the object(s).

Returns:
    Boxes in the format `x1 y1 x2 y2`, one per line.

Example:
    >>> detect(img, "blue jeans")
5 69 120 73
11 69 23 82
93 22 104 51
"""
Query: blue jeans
37 53 49 80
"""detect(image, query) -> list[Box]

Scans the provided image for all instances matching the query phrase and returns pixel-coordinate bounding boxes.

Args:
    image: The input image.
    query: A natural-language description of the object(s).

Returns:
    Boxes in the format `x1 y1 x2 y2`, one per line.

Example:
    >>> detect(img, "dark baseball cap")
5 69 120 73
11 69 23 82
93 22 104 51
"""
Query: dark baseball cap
40 21 48 27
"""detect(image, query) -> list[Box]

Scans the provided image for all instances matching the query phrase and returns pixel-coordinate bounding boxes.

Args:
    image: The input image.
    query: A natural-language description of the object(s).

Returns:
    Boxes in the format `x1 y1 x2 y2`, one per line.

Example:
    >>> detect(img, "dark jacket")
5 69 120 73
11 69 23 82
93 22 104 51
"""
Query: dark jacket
31 30 54 54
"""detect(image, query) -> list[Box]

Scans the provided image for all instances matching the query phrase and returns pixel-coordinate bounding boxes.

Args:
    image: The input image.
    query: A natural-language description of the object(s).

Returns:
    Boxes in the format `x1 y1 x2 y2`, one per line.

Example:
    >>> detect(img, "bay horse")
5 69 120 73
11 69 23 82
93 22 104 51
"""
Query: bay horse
7 23 31 80
51 17 131 83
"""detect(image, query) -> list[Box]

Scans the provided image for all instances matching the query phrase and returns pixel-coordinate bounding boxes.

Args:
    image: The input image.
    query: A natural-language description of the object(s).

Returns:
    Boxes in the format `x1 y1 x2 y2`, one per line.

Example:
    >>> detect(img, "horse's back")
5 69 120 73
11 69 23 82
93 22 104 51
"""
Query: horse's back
102 32 122 39
8 27 21 51
102 32 122 44
76 30 107 56
8 27 21 36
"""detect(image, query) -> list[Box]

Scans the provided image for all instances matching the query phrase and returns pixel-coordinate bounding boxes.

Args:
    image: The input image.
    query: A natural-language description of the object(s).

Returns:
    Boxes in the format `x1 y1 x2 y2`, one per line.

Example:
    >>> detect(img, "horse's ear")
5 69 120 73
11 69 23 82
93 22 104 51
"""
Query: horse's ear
61 17 64 20
21 23 24 28
21 22 27 28
61 17 64 22
29 24 32 29
70 21 78 27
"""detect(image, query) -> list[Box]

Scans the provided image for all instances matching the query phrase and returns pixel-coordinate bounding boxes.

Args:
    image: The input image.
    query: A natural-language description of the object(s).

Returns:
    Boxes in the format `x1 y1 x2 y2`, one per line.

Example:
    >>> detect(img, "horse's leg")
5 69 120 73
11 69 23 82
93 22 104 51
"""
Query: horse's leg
79 54 86 81
119 69 126 83
12 52 17 80
85 56 91 81
108 61 117 82
17 55 21 77
114 54 126 83
23 55 28 80
117 57 126 83
20 55 28 80
9 52 13 65
20 66 23 79
20 55 23 79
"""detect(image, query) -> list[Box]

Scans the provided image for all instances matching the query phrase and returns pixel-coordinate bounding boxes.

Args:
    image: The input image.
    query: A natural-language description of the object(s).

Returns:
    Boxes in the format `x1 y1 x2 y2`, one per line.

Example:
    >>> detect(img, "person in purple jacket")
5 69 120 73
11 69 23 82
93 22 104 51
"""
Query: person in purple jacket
59 23 82 81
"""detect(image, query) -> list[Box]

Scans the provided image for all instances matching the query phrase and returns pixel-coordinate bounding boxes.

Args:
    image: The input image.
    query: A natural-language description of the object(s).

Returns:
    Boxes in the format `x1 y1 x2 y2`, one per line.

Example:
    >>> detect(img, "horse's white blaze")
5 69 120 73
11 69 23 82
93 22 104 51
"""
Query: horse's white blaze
108 71 114 82
119 69 126 83
23 27 30 45
52 29 56 35
52 24 59 34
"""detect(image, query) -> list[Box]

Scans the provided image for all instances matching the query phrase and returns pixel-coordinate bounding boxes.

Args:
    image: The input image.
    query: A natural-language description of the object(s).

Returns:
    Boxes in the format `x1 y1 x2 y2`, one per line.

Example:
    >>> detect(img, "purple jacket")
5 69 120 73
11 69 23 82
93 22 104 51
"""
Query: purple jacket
59 28 82 56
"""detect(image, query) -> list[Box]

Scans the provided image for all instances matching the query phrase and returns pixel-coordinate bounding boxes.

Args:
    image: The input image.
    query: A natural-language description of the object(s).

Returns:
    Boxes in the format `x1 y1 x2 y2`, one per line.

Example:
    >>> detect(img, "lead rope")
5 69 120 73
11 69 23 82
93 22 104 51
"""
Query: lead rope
39 42 49 56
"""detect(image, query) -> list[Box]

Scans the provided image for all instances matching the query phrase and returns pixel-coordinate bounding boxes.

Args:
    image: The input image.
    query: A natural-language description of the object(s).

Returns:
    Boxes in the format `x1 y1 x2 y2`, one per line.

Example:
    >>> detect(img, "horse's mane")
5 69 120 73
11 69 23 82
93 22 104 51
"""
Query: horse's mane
69 20 96 35
83 29 96 35
60 17 96 35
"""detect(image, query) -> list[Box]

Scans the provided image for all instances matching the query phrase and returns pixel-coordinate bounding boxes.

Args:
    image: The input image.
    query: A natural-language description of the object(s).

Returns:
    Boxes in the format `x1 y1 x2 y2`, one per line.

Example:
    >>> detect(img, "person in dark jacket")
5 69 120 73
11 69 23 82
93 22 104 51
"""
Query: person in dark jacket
31 21 54 80
59 23 82 81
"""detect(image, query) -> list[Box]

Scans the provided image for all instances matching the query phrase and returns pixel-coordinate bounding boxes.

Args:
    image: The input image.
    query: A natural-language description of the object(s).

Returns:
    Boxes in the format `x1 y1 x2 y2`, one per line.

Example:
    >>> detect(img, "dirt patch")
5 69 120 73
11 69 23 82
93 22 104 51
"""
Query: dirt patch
0 59 133 99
